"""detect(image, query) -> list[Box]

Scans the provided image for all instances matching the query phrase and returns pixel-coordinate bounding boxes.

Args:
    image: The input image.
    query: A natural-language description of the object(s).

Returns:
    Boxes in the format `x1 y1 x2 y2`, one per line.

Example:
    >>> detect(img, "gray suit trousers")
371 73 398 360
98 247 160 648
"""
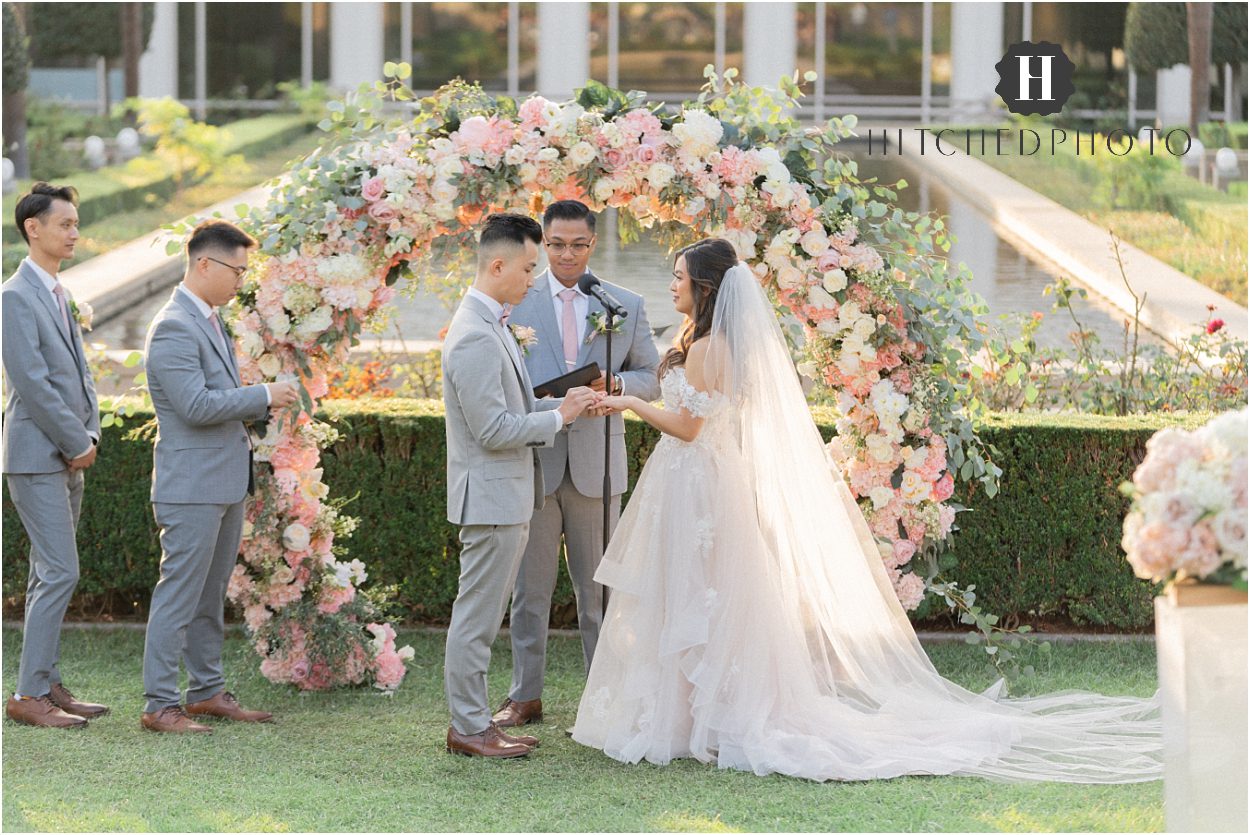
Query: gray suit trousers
444 521 529 735
142 500 243 713
509 468 620 702
7 470 84 697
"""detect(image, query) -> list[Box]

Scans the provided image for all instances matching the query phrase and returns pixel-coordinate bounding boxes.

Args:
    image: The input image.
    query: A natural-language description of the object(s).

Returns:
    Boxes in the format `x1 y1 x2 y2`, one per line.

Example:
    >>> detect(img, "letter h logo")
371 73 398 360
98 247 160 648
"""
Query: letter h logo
995 41 1075 116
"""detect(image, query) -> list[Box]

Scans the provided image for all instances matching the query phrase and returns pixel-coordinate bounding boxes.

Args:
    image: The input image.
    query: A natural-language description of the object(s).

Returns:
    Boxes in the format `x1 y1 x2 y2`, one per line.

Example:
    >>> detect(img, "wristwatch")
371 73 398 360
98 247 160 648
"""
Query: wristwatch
612 374 623 396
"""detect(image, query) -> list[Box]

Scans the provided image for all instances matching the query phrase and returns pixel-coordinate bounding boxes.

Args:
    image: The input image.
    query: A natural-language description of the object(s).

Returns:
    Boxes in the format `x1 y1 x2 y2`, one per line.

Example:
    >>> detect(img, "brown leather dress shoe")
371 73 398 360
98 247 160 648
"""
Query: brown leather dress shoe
141 705 213 734
446 724 533 758
48 683 109 719
185 691 273 723
492 721 540 748
492 697 543 727
6 694 88 729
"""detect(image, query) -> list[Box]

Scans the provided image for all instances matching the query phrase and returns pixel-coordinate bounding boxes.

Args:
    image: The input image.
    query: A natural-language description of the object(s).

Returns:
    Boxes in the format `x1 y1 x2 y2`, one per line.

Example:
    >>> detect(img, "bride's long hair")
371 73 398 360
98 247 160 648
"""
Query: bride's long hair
658 238 738 379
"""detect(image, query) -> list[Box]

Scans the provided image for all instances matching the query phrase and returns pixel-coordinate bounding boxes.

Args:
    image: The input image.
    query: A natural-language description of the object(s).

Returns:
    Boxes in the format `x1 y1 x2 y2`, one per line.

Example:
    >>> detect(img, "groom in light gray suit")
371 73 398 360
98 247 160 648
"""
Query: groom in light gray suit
140 220 299 734
442 213 599 758
494 201 660 729
3 182 109 729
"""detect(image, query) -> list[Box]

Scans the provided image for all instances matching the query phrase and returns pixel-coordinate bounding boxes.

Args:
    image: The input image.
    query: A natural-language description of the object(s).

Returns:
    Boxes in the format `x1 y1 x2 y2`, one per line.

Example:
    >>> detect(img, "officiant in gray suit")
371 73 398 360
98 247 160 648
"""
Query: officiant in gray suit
494 201 661 729
3 182 109 729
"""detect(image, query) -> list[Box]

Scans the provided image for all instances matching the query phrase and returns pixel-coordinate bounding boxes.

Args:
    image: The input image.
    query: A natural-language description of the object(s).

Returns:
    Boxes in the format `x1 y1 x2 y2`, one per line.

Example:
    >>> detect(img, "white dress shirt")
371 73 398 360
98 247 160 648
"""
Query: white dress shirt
25 258 96 457
468 287 563 432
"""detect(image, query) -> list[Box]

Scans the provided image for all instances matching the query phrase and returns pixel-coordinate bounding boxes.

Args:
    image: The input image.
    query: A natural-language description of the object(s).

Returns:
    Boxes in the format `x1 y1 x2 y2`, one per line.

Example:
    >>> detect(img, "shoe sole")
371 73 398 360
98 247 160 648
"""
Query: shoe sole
6 718 87 729
445 746 531 758
493 715 543 727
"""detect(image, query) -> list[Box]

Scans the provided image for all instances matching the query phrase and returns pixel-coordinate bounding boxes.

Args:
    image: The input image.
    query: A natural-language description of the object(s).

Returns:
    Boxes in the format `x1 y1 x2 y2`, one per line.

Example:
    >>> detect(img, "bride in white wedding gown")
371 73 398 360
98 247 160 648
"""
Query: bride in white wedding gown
569 238 1161 783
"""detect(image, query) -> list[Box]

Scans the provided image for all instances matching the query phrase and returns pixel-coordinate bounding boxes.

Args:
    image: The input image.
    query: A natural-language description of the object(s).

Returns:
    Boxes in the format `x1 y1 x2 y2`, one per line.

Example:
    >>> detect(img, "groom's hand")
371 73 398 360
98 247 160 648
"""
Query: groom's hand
557 386 601 425
266 381 300 409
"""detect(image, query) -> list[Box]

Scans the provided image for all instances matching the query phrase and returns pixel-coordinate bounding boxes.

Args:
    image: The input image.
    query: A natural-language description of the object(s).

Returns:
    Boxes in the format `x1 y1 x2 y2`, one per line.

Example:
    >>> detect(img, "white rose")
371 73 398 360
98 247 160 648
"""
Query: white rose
869 486 896 510
536 147 560 163
504 145 527 166
568 141 597 167
593 178 616 202
765 180 793 206
431 202 456 221
266 312 291 337
900 470 929 504
646 163 676 189
866 433 895 463
282 522 310 552
807 286 836 310
271 565 295 586
800 228 830 257
822 269 848 294
238 328 263 359
776 265 804 289
517 163 538 183
700 180 721 200
1212 509 1248 566
435 156 462 179
431 180 457 203
257 353 282 379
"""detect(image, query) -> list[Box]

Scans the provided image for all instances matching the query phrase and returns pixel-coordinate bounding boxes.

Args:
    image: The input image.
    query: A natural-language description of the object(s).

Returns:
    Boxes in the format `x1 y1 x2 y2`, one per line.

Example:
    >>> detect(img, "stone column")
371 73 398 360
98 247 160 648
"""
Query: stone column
949 1 1004 120
330 2 385 91
743 2 796 87
537 2 590 99
138 2 178 98
1156 64 1192 128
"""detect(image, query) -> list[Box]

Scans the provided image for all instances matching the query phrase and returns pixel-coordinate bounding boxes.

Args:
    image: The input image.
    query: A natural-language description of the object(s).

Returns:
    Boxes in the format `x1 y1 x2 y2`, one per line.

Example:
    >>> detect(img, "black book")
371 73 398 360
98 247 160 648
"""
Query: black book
533 362 601 399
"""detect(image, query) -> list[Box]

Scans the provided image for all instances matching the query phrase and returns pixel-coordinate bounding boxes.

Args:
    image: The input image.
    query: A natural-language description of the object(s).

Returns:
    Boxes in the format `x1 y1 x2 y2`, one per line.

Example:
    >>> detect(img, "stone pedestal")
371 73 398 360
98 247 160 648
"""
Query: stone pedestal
1155 590 1248 833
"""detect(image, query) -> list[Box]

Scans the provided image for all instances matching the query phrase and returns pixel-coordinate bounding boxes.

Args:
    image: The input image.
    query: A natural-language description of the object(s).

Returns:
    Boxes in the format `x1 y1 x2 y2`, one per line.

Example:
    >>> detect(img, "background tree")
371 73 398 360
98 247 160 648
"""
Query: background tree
3 2 31 178
26 2 154 111
1125 2 1247 74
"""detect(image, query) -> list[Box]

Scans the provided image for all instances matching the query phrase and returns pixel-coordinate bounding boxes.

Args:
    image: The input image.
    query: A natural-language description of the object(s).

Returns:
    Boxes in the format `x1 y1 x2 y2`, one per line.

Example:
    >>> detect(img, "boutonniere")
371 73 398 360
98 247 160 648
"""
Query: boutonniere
510 324 537 357
67 299 93 332
585 310 624 345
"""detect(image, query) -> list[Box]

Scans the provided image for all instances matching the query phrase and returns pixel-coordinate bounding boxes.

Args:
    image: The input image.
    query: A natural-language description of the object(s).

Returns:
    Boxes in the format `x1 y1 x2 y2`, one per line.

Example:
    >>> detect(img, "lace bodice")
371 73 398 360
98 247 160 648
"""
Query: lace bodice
659 367 719 418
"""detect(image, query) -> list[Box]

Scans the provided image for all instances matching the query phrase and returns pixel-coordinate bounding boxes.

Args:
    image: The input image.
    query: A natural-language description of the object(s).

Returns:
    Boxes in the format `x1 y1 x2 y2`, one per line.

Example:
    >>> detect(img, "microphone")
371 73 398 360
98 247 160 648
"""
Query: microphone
577 272 629 319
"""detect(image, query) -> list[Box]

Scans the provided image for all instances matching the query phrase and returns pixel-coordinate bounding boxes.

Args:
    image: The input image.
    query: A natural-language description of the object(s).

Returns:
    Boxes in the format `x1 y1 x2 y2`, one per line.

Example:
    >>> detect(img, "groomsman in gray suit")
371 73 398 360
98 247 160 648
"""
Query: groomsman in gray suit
140 220 299 734
442 213 599 758
494 200 661 729
3 182 109 728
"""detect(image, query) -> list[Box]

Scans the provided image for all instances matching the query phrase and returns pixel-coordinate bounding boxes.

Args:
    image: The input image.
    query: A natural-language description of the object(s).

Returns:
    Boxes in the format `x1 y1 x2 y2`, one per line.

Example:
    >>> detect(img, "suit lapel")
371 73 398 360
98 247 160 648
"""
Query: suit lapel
19 265 77 360
463 295 529 406
533 272 569 372
174 290 238 384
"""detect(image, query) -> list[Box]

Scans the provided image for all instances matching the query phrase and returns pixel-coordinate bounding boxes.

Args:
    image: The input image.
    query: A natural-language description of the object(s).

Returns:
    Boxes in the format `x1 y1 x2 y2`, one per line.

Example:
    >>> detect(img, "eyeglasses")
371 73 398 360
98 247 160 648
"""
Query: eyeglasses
204 256 248 279
545 241 593 255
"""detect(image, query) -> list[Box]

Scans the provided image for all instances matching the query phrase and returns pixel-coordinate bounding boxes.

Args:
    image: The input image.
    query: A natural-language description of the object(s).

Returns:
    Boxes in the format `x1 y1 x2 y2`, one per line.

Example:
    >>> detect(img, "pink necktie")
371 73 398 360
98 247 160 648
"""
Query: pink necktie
559 288 579 367
208 311 228 352
499 304 512 327
51 283 71 334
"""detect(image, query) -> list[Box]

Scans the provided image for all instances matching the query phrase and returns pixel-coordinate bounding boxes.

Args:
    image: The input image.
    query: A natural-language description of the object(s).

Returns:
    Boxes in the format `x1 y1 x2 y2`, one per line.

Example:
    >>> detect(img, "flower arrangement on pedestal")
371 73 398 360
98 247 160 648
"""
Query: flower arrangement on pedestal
1121 409 1248 591
188 66 1010 689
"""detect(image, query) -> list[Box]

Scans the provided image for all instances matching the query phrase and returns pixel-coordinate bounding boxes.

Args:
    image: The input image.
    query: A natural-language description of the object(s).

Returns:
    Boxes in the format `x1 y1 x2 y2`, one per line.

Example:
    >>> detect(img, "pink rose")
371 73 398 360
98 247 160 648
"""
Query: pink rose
361 176 385 202
933 472 955 502
892 539 917 566
634 144 658 164
1178 523 1222 578
368 201 398 224
604 148 627 168
290 658 310 683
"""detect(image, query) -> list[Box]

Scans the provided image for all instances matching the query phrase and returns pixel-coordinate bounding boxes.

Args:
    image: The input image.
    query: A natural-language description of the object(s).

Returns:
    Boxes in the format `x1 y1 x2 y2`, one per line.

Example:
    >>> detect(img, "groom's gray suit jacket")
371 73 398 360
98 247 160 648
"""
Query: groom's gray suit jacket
443 293 561 526
2 260 99 474
507 271 661 499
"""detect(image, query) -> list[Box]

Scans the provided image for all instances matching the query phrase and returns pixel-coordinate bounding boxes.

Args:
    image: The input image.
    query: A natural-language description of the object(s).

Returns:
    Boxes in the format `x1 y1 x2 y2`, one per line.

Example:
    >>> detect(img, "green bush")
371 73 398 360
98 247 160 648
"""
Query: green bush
4 401 1202 631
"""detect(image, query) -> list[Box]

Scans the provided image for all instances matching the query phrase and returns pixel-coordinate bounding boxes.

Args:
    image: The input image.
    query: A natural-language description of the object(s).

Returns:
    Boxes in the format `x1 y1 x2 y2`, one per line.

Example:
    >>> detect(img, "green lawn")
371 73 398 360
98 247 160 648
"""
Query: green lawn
2 627 1162 832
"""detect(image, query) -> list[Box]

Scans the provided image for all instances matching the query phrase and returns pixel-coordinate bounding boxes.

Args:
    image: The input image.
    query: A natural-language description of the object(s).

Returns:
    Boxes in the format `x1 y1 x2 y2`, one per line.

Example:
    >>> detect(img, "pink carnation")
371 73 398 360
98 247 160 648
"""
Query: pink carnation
317 583 355 615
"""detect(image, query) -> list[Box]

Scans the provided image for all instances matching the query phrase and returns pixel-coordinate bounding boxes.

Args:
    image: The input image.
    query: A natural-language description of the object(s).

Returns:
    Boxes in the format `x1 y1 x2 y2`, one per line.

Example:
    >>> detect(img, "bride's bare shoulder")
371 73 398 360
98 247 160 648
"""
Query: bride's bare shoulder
685 338 713 390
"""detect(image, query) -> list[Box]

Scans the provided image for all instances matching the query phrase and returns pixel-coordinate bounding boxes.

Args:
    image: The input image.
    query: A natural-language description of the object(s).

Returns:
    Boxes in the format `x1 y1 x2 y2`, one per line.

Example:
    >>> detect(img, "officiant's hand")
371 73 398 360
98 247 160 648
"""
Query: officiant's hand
557 386 601 425
589 372 619 394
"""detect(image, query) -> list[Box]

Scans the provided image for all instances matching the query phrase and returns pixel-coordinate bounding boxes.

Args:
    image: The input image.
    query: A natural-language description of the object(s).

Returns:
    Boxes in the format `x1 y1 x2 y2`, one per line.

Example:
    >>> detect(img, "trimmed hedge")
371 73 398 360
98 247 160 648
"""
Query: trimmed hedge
2 401 1207 629
2 113 315 246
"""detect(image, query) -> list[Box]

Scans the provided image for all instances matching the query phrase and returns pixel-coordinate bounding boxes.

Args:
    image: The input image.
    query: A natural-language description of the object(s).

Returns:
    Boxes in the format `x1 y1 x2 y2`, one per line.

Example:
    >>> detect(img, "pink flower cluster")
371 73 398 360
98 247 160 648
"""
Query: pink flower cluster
1122 410 1248 585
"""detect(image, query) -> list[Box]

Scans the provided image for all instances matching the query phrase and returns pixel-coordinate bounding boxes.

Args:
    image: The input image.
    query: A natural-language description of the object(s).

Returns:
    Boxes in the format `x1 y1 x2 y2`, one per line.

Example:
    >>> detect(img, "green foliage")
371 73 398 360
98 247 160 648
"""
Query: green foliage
2 402 1177 633
277 80 331 119
1086 134 1176 211
114 97 244 192
26 1 153 62
1124 2 1248 74
2 3 29 95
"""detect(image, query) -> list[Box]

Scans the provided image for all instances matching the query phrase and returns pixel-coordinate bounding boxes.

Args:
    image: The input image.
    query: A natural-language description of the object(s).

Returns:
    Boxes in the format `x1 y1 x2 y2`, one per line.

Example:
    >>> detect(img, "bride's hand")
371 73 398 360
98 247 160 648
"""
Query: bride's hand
588 394 632 416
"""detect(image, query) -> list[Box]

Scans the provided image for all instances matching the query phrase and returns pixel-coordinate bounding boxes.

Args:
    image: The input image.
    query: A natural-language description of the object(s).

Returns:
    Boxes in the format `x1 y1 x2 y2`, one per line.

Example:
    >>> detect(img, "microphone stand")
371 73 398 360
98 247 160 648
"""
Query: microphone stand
600 307 616 623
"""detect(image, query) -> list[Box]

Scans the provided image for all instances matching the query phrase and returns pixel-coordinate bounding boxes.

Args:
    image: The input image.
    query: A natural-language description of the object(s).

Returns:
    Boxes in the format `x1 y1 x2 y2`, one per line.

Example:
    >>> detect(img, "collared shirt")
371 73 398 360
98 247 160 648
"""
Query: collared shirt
467 286 563 432
176 284 270 406
547 272 589 348
25 258 96 456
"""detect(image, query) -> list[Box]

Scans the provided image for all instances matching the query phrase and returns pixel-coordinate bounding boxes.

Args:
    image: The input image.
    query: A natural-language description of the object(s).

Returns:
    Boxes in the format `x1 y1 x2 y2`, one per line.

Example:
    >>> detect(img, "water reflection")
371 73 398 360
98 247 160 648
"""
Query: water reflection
91 150 1148 353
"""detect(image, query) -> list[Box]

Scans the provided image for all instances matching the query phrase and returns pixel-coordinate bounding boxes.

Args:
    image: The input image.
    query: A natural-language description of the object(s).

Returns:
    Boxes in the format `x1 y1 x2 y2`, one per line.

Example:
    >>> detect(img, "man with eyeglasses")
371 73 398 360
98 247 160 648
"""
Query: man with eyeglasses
493 200 661 730
139 219 299 733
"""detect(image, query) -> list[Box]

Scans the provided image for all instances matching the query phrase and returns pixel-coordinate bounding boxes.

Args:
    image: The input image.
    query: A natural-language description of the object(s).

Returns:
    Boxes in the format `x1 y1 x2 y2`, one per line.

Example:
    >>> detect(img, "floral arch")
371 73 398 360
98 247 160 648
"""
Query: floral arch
217 69 999 691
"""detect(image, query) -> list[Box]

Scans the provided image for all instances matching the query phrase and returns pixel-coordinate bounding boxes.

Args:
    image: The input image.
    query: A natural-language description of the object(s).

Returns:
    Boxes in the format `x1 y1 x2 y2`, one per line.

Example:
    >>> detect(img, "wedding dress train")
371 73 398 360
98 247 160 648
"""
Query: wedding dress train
570 265 1161 783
